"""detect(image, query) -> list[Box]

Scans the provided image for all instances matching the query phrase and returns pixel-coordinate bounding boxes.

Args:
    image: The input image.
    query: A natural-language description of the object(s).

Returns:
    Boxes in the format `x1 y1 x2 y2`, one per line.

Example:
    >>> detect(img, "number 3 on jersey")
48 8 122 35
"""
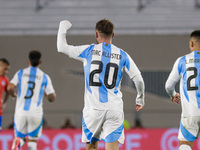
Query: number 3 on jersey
89 60 118 89
24 81 35 99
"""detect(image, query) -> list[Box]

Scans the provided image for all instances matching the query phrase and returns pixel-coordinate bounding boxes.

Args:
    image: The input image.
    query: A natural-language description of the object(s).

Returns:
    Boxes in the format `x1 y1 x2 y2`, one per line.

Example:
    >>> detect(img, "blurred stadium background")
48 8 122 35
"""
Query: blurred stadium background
1 0 200 130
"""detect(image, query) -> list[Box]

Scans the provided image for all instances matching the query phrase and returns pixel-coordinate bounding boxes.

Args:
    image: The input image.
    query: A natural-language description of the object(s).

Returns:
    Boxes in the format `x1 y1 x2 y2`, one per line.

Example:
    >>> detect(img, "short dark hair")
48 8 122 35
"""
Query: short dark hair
0 58 10 65
29 50 41 67
190 30 200 38
95 19 114 37
190 30 200 46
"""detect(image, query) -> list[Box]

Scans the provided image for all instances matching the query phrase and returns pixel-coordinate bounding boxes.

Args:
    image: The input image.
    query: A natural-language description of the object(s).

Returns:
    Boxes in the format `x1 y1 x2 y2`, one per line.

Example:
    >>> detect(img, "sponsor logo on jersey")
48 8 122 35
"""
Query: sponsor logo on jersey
1 80 5 86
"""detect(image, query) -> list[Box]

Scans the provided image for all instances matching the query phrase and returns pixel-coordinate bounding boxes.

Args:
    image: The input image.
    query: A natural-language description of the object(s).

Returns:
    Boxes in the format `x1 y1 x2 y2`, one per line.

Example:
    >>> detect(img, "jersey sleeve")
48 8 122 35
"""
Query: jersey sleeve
124 53 141 79
10 71 20 86
167 57 182 82
132 74 145 106
123 53 145 106
57 20 91 62
68 45 93 62
165 57 182 97
45 75 55 95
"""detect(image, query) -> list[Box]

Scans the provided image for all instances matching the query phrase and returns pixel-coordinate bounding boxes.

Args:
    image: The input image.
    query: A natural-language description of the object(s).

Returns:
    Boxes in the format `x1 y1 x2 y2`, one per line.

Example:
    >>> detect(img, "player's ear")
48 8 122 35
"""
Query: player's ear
39 60 42 65
112 32 114 38
28 60 31 66
190 38 195 48
189 39 192 50
190 41 194 49
95 31 98 38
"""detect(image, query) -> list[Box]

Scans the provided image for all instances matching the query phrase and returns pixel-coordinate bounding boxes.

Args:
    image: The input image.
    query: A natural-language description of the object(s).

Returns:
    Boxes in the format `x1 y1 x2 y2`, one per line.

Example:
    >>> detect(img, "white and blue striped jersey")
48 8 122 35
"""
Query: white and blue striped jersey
68 42 141 113
10 67 55 116
166 51 200 117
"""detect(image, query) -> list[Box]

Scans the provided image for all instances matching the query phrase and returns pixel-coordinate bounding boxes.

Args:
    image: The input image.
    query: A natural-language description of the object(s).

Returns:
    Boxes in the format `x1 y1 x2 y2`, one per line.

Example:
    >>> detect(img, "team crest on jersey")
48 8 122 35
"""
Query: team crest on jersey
1 80 5 86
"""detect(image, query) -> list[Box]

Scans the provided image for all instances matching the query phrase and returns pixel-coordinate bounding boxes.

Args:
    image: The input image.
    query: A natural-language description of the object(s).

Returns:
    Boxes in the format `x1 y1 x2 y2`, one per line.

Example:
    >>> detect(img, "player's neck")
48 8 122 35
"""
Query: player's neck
98 39 112 44
191 47 200 52
29 65 40 68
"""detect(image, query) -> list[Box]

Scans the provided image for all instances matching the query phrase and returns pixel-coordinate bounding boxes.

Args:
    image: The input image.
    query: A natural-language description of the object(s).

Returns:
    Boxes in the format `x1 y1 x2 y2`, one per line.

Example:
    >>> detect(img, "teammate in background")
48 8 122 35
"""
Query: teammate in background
57 19 145 150
0 58 10 131
165 30 200 150
7 50 56 150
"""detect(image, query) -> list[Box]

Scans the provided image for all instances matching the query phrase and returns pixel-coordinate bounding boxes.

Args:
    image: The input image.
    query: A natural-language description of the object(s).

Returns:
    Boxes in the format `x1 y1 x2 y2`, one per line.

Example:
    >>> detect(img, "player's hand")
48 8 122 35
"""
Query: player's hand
11 93 17 101
44 92 47 98
136 104 143 111
59 20 72 30
170 93 180 104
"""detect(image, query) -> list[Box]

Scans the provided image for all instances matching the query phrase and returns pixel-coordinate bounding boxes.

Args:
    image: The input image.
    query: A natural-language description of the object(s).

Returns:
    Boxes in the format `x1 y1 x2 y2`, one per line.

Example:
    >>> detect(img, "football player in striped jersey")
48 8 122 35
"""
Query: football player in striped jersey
166 30 200 150
8 50 56 150
57 19 145 150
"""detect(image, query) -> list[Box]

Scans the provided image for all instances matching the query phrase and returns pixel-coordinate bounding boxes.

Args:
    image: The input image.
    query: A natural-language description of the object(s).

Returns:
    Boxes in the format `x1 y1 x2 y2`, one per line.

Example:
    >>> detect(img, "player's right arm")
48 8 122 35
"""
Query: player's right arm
165 57 181 103
57 20 90 60
7 71 19 100
124 53 145 111
7 83 17 99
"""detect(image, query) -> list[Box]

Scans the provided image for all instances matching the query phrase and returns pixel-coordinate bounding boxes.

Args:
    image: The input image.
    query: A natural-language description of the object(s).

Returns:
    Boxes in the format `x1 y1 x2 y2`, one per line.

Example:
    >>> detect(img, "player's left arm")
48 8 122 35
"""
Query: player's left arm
125 53 145 111
46 93 56 102
132 74 145 111
45 75 56 102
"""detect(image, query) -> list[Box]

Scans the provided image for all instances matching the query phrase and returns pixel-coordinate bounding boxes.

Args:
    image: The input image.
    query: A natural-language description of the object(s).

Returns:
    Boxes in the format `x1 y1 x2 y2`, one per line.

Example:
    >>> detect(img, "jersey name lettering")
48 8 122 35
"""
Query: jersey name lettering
186 58 200 64
90 49 122 60
23 73 42 80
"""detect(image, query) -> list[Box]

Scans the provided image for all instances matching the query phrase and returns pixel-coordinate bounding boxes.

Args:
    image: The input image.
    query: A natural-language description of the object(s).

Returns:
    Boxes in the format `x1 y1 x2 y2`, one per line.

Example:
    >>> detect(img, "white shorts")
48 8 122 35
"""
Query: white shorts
178 116 200 142
82 109 124 144
14 115 43 140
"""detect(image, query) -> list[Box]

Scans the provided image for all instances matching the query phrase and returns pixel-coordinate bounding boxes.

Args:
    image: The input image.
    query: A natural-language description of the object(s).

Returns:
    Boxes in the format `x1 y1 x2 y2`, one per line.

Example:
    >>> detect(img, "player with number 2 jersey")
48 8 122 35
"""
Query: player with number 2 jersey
166 30 200 150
